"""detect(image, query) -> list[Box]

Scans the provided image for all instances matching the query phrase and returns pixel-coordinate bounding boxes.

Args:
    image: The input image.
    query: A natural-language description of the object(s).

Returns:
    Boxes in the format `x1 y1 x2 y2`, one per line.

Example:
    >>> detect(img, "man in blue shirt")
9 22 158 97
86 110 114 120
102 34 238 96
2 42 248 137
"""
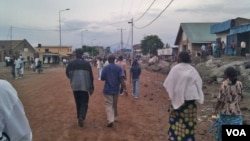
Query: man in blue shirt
101 54 127 127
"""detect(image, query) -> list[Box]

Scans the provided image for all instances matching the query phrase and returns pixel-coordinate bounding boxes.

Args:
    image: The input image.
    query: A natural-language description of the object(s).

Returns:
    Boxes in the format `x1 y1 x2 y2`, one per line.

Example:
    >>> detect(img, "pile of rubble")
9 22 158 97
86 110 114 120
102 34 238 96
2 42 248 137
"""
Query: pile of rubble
140 55 250 125
141 55 250 93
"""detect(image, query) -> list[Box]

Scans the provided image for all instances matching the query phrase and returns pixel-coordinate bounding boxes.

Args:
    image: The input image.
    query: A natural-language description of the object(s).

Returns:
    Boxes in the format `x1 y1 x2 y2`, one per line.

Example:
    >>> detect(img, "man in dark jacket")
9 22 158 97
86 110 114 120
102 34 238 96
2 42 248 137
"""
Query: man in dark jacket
66 49 94 127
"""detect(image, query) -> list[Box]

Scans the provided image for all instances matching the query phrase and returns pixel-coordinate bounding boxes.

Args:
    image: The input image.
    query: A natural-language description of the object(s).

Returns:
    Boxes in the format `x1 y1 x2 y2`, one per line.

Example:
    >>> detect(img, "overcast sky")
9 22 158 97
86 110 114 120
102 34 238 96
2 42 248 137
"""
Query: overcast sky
1 0 250 51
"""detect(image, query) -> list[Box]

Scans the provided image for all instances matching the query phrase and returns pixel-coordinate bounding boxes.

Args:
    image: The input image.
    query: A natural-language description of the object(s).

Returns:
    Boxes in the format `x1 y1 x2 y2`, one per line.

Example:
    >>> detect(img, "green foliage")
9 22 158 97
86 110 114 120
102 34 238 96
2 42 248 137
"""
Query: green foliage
105 47 111 54
140 35 164 55
81 45 99 56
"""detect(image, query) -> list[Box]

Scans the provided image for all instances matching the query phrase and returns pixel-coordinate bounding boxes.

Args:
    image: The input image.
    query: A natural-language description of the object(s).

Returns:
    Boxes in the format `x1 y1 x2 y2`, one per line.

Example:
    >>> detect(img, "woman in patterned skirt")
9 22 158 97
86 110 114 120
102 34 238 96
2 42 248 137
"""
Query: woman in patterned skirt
210 66 243 141
163 51 204 141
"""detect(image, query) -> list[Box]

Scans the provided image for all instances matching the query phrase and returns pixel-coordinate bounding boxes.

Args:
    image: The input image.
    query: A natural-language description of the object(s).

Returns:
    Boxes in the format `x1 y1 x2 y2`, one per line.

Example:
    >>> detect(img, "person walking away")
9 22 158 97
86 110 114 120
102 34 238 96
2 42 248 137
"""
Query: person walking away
101 54 127 127
0 79 32 141
212 42 218 57
36 59 43 73
163 51 204 141
230 40 236 56
4 56 10 67
66 49 94 127
19 57 25 78
240 41 246 57
62 58 67 68
34 57 39 72
209 67 243 141
221 41 226 55
115 56 127 95
96 57 103 80
130 59 141 99
30 58 34 71
14 56 21 79
201 44 206 60
217 41 222 57
103 58 109 67
207 43 213 56
10 57 15 79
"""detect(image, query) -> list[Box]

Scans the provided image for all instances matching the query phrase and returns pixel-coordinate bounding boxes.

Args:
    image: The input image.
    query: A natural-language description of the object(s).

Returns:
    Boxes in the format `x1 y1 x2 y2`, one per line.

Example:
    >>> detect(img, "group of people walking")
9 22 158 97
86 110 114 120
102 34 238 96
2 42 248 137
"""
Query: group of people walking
65 49 244 140
66 49 141 128
4 55 43 79
1 49 243 141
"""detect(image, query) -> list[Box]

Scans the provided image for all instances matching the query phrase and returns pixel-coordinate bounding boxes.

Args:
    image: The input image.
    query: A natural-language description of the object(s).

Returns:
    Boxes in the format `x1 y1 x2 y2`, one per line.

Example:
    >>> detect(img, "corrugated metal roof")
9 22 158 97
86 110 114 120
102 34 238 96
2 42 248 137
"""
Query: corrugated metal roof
0 40 23 50
177 23 217 44
210 20 231 34
210 17 250 34
230 24 250 34
36 45 71 48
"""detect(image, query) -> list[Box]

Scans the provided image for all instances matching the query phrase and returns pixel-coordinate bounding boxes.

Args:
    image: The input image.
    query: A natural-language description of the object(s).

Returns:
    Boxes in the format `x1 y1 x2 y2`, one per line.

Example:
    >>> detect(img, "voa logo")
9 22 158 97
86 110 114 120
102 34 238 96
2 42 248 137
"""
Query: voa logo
226 129 246 136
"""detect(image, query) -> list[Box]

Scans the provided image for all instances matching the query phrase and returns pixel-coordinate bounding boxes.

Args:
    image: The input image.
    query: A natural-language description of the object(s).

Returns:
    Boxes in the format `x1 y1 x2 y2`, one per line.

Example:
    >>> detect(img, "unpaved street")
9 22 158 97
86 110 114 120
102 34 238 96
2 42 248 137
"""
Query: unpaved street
1 64 214 141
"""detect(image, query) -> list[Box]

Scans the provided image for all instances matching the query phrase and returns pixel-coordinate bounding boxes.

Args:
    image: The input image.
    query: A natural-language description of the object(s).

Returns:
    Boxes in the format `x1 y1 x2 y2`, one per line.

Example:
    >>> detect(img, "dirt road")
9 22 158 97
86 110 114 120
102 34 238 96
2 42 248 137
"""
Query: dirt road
1 64 214 141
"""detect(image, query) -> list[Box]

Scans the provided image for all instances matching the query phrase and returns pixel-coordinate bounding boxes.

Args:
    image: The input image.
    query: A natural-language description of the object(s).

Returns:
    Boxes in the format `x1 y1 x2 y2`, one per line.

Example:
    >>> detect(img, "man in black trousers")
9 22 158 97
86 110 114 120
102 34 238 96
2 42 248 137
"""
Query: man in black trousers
66 49 94 127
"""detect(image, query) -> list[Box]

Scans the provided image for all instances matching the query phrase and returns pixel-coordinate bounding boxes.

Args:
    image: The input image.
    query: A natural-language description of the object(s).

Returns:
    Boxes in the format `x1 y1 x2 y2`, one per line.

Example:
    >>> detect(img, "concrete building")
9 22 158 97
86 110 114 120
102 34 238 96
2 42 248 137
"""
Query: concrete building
174 23 218 58
211 17 250 55
34 44 72 64
0 39 36 62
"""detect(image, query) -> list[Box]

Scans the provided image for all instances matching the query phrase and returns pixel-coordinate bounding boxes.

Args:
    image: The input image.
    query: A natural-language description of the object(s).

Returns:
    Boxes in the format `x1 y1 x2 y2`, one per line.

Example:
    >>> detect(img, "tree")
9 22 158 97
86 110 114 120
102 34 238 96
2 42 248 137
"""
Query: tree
105 47 111 54
140 35 164 56
81 45 99 56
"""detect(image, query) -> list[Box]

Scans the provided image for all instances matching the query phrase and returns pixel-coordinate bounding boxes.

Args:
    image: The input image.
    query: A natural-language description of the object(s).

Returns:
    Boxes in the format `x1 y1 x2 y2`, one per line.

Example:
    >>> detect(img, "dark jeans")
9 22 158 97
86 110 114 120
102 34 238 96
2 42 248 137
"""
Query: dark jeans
241 48 246 56
73 91 89 120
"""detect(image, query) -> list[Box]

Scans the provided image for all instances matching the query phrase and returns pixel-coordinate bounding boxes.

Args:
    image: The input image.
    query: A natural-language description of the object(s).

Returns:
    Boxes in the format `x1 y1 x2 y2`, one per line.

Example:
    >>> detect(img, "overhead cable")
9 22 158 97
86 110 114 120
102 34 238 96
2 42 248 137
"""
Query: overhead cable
134 0 174 29
11 26 80 31
134 0 156 22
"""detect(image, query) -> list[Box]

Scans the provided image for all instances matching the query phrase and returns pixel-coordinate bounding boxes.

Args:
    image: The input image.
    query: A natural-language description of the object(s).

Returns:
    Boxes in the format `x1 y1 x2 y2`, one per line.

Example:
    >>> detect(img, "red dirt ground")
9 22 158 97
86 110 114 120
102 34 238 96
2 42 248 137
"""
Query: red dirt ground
2 64 214 141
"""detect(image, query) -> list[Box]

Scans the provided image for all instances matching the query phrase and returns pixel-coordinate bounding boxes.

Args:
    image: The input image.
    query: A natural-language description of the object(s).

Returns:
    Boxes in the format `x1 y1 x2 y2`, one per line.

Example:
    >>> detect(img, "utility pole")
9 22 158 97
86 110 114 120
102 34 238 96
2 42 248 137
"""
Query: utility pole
128 18 134 59
59 8 70 54
81 29 88 47
10 26 13 56
117 28 125 51
10 26 12 41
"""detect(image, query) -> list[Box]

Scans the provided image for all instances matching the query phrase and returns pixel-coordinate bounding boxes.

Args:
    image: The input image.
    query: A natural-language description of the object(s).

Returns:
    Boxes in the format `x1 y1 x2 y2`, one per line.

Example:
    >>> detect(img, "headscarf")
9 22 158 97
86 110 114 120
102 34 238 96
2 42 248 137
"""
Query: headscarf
163 63 204 109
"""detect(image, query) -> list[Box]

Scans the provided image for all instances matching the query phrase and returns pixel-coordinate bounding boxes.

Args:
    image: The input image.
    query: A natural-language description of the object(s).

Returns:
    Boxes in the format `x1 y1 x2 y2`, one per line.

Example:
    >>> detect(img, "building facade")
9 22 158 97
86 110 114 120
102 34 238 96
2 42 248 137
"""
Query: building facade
34 44 72 64
174 23 217 58
211 17 250 55
0 39 36 62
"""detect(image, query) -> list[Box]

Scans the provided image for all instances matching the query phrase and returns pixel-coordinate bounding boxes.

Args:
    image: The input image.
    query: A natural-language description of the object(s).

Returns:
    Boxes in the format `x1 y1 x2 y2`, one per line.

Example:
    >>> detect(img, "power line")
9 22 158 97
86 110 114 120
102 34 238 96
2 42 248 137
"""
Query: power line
11 26 80 32
134 0 156 22
12 26 58 31
134 0 174 29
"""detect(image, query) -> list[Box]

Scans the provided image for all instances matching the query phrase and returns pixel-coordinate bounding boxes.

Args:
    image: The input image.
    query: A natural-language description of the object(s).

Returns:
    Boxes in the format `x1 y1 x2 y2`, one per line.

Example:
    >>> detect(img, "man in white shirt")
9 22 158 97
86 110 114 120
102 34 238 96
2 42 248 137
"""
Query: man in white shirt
0 79 32 141
240 41 246 56
4 56 10 67
115 56 127 95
